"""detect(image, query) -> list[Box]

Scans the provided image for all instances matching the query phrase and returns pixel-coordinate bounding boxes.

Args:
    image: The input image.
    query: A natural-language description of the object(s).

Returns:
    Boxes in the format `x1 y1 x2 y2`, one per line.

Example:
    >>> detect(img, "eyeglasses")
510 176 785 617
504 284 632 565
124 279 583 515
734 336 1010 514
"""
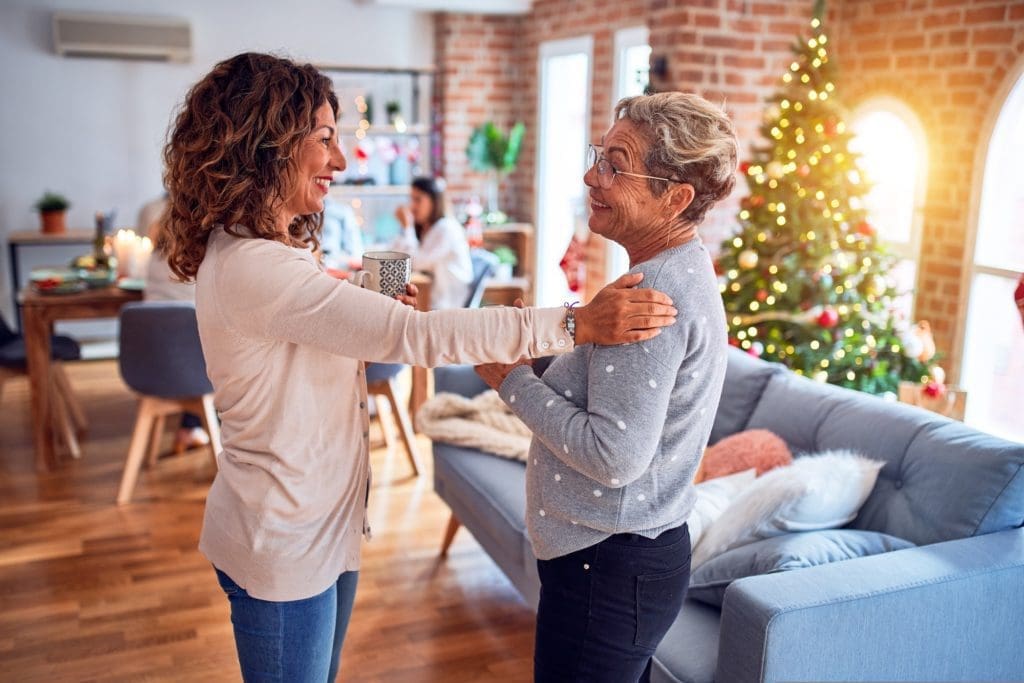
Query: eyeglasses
587 144 683 190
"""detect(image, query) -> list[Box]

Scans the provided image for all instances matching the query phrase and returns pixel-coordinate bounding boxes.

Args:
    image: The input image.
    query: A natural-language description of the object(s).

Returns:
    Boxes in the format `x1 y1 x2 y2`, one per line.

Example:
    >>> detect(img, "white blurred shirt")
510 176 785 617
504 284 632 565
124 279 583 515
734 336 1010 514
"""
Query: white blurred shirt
392 216 472 309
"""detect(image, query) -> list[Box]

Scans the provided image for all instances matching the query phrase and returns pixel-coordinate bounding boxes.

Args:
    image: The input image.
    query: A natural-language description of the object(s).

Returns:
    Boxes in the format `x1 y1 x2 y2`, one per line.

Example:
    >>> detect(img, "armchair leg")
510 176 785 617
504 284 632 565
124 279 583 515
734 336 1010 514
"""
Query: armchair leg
117 398 157 505
52 362 87 436
382 378 423 477
440 512 461 557
146 414 166 468
199 394 222 466
49 368 81 459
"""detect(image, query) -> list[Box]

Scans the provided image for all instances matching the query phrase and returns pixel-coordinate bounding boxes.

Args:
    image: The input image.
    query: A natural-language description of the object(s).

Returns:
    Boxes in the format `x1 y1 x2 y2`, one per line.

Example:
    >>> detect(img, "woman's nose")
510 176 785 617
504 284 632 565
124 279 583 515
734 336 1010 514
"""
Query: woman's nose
332 143 346 172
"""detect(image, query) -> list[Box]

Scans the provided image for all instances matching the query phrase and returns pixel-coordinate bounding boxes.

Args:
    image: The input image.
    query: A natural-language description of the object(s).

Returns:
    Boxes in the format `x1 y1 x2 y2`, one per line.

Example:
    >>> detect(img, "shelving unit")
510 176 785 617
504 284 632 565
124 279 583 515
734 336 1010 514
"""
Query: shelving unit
318 64 435 243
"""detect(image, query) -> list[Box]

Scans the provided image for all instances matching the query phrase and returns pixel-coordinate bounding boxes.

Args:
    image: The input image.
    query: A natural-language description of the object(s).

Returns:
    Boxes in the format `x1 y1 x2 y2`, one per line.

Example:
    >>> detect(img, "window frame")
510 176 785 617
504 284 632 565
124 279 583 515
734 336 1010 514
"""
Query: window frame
954 57 1024 387
849 97 928 320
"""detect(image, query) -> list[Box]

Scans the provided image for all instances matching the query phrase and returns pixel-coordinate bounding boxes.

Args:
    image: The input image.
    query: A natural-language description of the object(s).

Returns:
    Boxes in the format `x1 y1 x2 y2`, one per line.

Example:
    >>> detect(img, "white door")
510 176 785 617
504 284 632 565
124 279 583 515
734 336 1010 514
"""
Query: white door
960 71 1024 442
535 36 592 306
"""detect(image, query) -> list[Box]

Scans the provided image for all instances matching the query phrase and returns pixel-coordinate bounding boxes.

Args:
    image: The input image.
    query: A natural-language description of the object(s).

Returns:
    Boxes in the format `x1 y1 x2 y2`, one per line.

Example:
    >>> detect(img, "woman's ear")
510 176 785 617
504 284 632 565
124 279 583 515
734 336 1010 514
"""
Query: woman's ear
669 183 696 216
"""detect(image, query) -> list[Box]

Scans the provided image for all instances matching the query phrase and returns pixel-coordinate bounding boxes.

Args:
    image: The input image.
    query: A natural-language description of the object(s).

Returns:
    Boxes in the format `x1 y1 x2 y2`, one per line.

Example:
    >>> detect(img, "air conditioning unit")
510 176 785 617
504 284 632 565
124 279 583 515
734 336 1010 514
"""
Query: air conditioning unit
52 12 192 62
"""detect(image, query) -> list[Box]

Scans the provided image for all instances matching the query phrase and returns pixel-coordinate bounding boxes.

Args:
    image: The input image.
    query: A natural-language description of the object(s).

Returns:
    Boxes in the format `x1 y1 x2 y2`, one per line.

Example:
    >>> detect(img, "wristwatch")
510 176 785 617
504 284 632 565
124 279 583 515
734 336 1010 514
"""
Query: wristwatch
563 301 579 342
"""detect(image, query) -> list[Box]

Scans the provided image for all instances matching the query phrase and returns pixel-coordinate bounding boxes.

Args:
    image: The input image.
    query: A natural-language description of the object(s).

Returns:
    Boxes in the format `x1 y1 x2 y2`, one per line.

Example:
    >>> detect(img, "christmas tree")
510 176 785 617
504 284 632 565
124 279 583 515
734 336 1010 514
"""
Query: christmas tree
717 1 935 396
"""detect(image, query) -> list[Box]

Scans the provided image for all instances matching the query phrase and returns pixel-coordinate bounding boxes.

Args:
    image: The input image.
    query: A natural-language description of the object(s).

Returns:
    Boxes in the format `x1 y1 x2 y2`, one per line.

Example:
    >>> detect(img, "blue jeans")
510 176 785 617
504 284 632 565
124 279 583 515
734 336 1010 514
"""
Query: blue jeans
534 524 691 683
214 568 359 683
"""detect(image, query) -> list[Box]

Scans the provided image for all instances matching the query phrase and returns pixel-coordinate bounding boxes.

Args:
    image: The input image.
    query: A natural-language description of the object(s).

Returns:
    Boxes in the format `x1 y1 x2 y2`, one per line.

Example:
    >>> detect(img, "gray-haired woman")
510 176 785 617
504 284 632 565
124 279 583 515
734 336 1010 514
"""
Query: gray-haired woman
477 92 739 682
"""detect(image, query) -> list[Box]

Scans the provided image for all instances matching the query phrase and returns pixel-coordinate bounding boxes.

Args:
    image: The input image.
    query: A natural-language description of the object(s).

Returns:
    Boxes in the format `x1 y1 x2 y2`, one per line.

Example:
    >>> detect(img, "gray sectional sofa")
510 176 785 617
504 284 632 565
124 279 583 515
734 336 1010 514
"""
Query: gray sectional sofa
431 348 1024 682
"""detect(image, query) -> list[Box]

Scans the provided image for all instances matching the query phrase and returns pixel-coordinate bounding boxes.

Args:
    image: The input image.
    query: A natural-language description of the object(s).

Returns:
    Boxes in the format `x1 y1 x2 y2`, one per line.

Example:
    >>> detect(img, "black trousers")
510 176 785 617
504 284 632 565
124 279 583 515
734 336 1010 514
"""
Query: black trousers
534 524 691 683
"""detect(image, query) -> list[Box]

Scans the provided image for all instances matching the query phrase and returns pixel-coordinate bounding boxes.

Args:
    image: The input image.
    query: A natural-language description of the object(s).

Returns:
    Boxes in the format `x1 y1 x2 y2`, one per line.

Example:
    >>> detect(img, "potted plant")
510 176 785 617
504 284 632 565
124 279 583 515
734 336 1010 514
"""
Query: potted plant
35 191 70 234
491 245 518 280
466 121 525 223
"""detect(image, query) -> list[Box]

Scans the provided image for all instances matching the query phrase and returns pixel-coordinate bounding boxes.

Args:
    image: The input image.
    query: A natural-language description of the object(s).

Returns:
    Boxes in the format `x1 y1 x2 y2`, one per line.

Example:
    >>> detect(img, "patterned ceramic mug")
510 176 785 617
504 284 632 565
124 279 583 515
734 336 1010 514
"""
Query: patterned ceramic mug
355 251 412 298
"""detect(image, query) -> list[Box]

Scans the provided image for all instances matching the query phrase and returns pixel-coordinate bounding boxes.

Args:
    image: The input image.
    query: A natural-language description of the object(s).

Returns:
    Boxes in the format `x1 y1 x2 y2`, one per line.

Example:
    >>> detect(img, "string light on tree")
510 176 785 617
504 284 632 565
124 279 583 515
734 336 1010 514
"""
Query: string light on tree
715 0 934 395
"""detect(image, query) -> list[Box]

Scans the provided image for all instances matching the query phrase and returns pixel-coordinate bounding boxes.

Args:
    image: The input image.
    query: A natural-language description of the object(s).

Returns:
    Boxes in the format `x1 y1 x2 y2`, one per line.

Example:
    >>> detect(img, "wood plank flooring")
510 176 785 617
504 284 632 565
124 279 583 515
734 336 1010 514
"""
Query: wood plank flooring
0 360 534 682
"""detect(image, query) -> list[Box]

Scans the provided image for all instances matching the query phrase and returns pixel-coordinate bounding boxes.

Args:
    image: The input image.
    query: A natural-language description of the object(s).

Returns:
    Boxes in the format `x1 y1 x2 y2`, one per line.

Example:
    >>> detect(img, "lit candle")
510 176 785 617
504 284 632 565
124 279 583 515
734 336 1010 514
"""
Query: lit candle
132 236 153 279
114 229 137 278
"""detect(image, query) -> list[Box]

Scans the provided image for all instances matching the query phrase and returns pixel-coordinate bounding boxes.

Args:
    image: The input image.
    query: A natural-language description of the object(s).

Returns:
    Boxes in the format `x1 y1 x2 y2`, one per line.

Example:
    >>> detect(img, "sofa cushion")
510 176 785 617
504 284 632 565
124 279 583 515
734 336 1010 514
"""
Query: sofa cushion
650 599 721 683
688 529 915 607
433 442 529 575
709 348 784 446
745 369 1024 545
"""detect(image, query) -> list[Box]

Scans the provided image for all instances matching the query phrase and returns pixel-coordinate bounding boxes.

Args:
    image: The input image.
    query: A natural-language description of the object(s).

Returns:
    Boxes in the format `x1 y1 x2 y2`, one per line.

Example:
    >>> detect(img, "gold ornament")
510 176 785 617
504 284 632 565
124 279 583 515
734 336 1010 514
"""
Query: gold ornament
766 161 785 179
738 249 759 270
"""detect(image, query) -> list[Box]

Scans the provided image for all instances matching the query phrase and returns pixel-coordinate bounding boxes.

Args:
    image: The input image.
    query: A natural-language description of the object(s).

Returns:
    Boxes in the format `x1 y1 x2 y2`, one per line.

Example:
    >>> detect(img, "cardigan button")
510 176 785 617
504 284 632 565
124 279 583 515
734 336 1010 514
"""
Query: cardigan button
359 402 366 409
894 480 904 490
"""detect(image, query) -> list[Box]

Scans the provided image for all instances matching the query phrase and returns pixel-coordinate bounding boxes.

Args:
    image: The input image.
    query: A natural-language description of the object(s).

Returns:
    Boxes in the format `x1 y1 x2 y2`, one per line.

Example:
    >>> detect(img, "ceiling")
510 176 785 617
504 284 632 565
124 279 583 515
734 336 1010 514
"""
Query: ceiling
358 0 533 14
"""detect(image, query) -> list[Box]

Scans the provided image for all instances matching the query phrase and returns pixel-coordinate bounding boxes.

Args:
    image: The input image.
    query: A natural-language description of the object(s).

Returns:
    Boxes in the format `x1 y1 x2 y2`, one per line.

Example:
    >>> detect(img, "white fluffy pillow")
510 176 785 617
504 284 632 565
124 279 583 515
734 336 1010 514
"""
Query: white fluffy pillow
686 468 757 548
691 450 884 569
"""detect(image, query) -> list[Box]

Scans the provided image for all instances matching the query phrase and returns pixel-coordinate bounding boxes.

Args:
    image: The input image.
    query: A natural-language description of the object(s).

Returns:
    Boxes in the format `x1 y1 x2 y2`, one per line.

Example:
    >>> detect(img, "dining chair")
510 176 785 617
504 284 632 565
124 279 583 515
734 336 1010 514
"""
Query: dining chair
0 315 86 458
365 362 423 477
463 248 499 309
116 302 220 504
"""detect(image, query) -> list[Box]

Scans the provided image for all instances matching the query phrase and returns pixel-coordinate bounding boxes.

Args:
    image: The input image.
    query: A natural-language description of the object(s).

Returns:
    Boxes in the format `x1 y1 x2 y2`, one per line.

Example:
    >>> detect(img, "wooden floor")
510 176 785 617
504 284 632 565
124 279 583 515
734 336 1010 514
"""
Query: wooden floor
0 360 535 682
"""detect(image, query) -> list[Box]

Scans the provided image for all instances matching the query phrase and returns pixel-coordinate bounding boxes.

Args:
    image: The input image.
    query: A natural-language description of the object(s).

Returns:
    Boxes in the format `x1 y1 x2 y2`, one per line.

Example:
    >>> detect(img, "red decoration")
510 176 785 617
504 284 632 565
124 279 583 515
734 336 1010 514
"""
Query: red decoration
559 235 586 293
824 117 838 137
798 164 810 177
816 308 839 328
855 221 875 237
713 259 723 276
728 337 741 347
756 289 768 302
749 195 765 208
739 161 751 174
923 381 946 398
1015 273 1024 330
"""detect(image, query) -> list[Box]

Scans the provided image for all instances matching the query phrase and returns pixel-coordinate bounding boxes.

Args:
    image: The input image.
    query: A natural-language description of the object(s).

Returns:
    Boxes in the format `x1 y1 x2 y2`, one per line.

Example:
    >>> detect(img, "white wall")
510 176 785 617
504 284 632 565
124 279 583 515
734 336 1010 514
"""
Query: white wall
0 0 434 328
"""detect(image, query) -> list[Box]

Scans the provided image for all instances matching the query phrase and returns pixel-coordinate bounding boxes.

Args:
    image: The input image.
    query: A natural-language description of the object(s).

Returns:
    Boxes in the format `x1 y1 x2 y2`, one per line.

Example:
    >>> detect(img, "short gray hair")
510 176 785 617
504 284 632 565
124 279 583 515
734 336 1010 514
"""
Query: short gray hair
614 92 738 224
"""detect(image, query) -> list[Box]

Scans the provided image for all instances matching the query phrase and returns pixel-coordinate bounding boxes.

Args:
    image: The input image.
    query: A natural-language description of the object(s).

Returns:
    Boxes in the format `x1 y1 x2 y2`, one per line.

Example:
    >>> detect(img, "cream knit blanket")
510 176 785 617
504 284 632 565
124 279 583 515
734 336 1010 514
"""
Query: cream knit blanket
416 390 532 462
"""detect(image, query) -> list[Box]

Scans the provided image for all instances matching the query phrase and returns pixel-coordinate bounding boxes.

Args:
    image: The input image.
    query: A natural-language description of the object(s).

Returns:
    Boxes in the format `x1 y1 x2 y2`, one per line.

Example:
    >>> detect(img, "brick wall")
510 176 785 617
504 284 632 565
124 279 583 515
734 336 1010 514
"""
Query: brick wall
832 0 1024 378
435 1 1024 374
433 13 524 210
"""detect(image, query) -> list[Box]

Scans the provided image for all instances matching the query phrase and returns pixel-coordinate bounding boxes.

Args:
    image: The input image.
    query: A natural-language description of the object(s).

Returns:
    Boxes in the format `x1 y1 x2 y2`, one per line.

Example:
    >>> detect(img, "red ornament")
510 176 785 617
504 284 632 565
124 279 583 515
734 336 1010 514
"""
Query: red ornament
798 164 810 177
856 221 875 237
816 308 839 328
739 161 751 174
749 195 765 208
713 259 723 276
756 289 768 302
824 117 838 137
728 337 741 348
923 381 946 398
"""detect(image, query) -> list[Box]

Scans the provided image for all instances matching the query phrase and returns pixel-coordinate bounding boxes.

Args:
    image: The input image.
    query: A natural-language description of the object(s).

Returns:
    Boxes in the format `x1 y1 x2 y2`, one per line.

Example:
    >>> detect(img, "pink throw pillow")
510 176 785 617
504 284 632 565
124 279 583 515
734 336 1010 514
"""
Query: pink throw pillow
696 429 792 483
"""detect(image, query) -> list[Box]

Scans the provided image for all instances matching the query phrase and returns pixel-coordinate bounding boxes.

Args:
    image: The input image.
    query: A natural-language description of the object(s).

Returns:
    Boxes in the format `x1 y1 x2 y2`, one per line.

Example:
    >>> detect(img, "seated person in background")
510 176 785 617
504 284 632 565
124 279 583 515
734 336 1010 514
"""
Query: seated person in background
392 176 473 309
138 194 207 453
319 195 364 270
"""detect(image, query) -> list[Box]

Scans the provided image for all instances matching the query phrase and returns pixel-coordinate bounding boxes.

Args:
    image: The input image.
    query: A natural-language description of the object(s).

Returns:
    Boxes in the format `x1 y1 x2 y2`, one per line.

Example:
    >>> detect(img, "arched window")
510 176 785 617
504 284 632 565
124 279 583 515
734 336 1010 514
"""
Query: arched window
960 69 1024 443
849 99 927 321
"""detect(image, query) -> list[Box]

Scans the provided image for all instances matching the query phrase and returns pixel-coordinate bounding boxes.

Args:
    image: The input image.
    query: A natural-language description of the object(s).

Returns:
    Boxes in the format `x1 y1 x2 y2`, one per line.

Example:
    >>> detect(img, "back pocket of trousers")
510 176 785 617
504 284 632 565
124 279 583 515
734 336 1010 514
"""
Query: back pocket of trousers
634 563 690 650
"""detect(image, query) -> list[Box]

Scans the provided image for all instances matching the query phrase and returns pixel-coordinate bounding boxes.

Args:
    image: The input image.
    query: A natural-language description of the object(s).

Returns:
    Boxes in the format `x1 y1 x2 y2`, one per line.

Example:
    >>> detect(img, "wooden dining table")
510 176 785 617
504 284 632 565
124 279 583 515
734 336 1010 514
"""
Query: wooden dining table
20 285 143 471
21 271 433 470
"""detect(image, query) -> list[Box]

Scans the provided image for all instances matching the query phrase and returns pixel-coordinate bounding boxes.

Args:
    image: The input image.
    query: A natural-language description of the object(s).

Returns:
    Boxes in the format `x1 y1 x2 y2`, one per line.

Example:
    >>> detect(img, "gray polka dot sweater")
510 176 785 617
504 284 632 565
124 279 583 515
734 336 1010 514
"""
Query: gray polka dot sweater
498 239 728 560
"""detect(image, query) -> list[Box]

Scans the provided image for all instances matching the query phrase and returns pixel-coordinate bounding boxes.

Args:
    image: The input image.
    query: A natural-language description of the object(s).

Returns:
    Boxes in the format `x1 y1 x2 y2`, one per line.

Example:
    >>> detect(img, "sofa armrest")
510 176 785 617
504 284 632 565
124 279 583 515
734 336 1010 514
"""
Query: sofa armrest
716 527 1024 682
433 365 489 399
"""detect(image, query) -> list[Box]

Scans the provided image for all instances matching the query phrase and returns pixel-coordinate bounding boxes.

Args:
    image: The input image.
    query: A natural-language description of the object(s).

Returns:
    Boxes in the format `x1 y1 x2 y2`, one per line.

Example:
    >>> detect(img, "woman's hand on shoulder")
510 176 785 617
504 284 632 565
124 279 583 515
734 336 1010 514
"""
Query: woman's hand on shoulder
574 273 677 345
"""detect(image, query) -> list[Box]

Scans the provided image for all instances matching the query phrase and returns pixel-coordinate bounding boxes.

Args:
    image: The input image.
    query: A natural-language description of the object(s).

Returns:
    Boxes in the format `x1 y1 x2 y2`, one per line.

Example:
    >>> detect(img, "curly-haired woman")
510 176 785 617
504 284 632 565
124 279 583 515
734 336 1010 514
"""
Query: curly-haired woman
162 52 678 682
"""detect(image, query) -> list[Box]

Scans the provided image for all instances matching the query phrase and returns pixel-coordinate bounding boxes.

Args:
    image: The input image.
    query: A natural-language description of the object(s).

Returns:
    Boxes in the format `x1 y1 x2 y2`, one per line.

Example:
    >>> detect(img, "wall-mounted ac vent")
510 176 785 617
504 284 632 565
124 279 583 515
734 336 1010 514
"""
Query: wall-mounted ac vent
52 12 192 62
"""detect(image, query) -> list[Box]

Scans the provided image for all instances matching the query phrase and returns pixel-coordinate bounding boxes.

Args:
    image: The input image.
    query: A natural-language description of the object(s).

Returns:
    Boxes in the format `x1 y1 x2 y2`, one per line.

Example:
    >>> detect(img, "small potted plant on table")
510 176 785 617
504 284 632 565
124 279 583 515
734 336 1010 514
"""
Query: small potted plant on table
35 191 71 234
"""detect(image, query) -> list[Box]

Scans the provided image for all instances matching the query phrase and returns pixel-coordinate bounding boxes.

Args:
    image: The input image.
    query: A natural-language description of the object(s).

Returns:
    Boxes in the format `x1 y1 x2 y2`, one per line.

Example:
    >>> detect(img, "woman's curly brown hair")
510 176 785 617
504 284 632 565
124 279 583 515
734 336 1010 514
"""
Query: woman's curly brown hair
162 52 339 280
